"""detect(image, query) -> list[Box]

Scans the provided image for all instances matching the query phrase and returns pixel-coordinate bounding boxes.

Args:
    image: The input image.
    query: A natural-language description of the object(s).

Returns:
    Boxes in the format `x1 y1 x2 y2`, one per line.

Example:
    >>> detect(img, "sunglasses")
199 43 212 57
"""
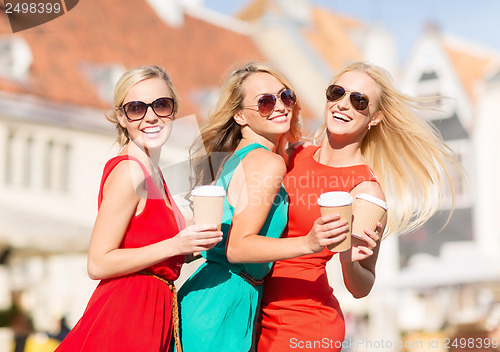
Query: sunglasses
120 97 175 121
244 89 296 117
326 85 370 112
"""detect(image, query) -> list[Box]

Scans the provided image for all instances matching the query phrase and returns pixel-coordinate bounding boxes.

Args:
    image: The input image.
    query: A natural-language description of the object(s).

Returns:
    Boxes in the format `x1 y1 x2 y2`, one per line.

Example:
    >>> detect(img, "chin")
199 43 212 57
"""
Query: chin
276 121 292 133
326 120 351 133
134 131 171 152
143 139 167 151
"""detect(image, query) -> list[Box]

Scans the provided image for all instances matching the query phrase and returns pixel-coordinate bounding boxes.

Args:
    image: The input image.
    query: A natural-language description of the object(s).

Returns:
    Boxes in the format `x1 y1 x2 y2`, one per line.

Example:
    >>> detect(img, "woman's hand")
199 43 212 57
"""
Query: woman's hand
173 224 223 255
304 213 350 254
340 222 382 263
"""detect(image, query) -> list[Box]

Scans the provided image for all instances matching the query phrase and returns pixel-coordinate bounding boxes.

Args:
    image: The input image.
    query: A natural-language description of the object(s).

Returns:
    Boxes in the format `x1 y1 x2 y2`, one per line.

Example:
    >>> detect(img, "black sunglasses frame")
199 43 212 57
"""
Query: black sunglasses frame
244 89 297 117
326 85 370 112
120 97 175 122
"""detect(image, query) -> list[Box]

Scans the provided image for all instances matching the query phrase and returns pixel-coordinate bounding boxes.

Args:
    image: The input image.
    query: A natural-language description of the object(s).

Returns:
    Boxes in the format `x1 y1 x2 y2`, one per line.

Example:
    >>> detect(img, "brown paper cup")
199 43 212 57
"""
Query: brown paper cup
351 193 387 240
318 191 353 252
192 185 226 231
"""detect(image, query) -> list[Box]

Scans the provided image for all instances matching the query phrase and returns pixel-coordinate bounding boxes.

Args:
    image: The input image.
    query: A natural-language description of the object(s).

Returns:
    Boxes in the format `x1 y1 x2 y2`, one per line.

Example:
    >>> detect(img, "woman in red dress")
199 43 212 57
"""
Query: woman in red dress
55 65 222 352
257 62 458 351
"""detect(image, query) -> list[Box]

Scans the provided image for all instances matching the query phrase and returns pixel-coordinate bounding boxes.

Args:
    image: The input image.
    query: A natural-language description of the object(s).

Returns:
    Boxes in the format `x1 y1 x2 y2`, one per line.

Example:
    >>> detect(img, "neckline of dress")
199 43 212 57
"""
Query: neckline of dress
307 146 368 169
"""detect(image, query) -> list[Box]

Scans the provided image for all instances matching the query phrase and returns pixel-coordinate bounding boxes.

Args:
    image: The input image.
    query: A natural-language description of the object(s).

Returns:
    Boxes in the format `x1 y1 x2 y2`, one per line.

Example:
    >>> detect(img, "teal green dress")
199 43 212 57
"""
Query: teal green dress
178 143 288 352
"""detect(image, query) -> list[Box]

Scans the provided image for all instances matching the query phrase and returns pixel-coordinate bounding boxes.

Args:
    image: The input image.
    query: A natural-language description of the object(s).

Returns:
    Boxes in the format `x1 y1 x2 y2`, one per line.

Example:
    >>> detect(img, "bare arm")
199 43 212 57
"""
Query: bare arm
226 149 349 263
340 181 387 298
87 161 222 280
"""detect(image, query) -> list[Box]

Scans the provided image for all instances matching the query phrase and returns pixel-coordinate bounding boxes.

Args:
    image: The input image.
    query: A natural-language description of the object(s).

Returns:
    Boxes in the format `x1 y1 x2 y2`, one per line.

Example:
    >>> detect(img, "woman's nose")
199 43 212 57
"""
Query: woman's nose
275 97 287 112
337 93 351 110
143 106 159 122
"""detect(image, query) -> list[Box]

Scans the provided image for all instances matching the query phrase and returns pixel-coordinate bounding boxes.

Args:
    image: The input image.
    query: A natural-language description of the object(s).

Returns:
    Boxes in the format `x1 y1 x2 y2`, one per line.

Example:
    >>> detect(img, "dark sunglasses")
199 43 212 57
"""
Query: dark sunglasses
244 89 296 117
120 97 175 121
326 85 370 112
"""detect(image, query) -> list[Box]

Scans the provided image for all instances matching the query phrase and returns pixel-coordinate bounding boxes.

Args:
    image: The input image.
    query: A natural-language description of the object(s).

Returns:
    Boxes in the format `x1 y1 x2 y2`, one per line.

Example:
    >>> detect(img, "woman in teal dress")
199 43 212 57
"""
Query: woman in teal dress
177 62 351 352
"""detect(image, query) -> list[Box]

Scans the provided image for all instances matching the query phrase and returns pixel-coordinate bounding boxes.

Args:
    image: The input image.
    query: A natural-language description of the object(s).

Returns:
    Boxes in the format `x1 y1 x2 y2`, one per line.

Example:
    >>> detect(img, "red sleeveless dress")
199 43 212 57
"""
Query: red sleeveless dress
257 146 378 352
56 156 185 352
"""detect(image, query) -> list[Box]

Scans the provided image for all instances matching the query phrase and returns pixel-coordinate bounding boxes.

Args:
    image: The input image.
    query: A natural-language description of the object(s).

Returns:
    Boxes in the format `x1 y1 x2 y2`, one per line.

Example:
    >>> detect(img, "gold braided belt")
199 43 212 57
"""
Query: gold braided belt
138 271 182 352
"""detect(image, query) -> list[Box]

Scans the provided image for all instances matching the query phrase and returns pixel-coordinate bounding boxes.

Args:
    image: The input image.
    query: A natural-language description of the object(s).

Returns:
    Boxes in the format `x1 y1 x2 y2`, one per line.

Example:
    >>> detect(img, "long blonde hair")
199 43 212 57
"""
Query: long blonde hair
105 65 180 147
317 62 460 236
190 62 301 187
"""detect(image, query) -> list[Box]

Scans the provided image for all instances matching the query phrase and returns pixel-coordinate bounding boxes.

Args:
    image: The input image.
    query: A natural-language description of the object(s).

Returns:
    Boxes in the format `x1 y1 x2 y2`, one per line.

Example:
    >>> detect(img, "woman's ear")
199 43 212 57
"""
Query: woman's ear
370 110 383 127
116 108 127 128
233 110 247 126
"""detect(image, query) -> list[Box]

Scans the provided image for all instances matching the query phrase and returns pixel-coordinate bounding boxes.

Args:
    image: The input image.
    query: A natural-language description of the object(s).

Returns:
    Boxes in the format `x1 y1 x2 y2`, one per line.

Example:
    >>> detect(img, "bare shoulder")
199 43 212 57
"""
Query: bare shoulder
241 148 286 177
103 159 145 198
350 181 385 201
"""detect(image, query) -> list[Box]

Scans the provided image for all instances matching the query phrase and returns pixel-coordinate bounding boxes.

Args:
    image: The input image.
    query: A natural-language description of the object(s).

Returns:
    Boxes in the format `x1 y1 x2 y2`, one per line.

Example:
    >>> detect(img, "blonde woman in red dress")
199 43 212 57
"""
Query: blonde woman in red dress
257 62 458 351
55 65 222 352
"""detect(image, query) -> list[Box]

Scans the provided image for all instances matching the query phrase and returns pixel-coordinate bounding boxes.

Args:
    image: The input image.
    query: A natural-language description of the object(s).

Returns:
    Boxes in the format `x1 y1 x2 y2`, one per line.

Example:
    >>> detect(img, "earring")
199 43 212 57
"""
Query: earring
368 124 372 131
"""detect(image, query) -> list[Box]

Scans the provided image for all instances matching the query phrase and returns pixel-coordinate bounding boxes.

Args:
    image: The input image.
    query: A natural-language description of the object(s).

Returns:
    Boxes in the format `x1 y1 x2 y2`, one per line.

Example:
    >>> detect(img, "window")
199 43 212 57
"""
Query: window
442 141 470 207
0 36 32 81
23 136 33 187
60 143 71 192
415 70 453 120
80 63 124 104
5 131 14 185
3 127 71 193
44 140 54 190
44 140 71 192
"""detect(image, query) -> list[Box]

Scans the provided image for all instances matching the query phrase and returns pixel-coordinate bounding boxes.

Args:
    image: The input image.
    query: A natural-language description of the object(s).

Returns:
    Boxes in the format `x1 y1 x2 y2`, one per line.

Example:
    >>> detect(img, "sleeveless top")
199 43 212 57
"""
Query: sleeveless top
55 155 186 352
98 155 185 280
202 142 289 279
178 143 288 352
257 145 379 351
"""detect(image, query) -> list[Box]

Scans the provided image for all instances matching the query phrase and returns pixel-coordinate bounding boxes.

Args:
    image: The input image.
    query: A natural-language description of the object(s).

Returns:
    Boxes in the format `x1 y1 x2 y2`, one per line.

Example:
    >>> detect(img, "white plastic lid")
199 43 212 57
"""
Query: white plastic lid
356 193 387 210
317 191 353 206
192 185 226 197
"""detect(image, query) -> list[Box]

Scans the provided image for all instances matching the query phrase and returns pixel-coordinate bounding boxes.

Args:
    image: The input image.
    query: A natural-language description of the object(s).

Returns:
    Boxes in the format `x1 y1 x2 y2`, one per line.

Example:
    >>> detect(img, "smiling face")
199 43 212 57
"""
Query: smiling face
235 72 293 143
324 70 382 144
117 78 174 153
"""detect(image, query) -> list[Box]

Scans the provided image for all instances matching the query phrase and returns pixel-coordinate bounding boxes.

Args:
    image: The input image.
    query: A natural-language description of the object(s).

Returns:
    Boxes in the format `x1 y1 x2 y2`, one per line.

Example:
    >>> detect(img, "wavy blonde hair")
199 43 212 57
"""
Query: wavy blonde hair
190 62 301 187
316 62 460 236
105 65 180 147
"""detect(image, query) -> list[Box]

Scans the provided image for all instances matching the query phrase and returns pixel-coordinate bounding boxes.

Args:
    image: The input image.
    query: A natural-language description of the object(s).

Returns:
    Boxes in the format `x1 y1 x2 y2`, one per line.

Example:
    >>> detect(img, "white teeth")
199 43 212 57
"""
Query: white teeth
333 112 350 122
143 126 161 133
270 115 287 123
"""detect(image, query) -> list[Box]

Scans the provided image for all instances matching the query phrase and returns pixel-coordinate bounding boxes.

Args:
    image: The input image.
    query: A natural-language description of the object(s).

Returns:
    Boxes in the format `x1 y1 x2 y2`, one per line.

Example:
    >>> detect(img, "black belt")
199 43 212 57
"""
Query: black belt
237 270 264 286
205 260 265 286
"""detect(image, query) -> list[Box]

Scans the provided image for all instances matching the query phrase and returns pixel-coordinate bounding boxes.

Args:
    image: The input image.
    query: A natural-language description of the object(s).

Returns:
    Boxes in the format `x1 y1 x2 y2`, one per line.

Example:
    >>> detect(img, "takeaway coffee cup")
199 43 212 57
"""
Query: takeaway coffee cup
318 191 353 252
351 193 387 240
192 185 226 231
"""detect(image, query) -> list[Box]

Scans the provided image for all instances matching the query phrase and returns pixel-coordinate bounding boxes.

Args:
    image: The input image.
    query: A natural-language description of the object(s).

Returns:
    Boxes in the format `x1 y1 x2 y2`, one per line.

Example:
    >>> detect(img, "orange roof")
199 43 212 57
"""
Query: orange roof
0 0 265 119
442 38 498 103
238 2 364 73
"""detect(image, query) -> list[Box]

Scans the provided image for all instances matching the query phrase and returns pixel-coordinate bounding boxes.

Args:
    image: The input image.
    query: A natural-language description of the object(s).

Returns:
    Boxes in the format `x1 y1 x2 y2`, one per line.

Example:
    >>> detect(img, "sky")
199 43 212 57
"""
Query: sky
204 0 500 62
